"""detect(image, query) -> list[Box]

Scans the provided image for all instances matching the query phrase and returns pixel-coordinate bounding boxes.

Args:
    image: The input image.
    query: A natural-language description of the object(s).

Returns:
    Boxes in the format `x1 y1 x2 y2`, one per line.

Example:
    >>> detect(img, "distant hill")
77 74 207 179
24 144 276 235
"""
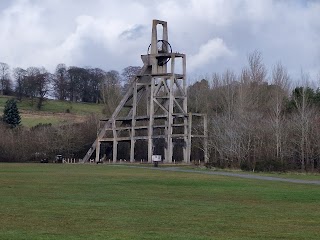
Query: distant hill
0 95 103 127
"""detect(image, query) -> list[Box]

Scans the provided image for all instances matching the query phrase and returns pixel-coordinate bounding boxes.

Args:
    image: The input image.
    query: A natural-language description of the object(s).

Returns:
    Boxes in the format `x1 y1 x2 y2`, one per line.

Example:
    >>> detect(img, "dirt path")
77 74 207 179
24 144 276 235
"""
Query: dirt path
124 165 320 185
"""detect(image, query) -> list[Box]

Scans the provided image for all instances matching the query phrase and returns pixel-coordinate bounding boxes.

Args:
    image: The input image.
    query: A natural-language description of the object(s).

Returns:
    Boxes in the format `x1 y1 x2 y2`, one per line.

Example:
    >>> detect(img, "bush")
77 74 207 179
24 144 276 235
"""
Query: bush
255 159 286 172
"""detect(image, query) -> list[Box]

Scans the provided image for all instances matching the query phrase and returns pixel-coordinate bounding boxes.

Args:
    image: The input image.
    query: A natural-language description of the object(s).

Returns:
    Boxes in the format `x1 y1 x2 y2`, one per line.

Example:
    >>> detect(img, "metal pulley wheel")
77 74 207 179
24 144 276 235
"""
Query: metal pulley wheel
147 40 172 66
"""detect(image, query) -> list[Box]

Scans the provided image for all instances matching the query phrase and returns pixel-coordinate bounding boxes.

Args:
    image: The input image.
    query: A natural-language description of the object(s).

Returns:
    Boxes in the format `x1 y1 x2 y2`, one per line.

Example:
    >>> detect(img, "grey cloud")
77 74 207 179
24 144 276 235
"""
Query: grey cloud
119 24 147 40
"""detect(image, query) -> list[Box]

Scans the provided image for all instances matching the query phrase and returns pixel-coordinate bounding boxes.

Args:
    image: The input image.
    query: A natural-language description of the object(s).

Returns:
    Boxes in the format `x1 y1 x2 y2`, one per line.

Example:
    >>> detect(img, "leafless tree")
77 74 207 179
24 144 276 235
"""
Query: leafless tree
188 79 211 114
247 50 267 84
13 68 27 101
0 62 12 95
270 62 290 163
24 67 51 109
291 72 314 171
36 67 52 110
101 70 122 116
53 64 69 100
121 66 141 93
25 67 40 105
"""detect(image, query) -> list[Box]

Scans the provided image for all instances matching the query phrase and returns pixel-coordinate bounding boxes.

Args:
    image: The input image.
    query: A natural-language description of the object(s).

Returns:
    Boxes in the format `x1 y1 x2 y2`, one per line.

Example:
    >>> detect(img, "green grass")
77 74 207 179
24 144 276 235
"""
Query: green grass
0 164 319 240
0 95 103 127
0 95 103 114
20 116 63 128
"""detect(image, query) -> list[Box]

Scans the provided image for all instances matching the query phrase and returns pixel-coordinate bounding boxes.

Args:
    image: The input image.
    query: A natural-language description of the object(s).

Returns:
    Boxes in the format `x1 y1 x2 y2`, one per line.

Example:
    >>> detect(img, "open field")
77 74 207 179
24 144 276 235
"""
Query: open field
0 164 319 240
20 111 89 128
0 95 103 127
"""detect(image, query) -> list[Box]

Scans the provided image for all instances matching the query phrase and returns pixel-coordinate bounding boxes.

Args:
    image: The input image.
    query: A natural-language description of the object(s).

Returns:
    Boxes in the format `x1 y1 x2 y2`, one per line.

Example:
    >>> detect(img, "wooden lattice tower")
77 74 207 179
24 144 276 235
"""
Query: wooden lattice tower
82 19 208 163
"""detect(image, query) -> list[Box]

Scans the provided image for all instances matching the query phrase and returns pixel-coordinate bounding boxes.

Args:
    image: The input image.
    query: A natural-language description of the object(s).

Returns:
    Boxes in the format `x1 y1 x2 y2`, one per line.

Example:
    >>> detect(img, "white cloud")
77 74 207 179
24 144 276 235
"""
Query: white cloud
189 38 234 71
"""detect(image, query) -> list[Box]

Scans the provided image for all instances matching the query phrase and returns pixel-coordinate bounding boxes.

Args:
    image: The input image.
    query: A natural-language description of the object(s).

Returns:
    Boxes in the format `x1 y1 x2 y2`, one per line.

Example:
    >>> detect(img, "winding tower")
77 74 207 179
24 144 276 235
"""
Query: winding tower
82 20 207 163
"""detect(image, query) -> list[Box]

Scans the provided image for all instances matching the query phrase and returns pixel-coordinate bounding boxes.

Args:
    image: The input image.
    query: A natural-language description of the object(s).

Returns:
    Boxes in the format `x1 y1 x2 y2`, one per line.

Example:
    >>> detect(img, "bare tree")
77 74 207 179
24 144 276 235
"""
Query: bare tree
13 68 27 101
188 79 211 113
25 67 40 105
87 67 105 103
101 70 122 116
291 72 314 171
220 70 237 120
270 63 290 163
24 67 51 109
0 62 12 95
36 67 52 110
121 66 141 93
53 64 69 100
247 50 267 84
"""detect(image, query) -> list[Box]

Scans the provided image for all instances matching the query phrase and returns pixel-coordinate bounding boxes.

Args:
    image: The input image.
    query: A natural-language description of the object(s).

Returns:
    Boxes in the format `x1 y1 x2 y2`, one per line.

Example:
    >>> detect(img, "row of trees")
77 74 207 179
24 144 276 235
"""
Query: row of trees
0 115 97 162
0 62 140 111
188 51 320 172
1 51 320 172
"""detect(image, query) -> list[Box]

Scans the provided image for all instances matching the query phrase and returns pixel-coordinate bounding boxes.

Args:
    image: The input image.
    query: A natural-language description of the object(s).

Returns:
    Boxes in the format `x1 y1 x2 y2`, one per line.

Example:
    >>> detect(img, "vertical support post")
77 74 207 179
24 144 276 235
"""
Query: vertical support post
166 76 174 163
112 119 117 163
182 55 189 163
151 20 158 54
95 141 100 163
95 121 101 163
113 141 118 163
146 85 150 116
187 113 192 164
130 84 137 163
162 22 168 42
148 78 155 163
204 114 208 163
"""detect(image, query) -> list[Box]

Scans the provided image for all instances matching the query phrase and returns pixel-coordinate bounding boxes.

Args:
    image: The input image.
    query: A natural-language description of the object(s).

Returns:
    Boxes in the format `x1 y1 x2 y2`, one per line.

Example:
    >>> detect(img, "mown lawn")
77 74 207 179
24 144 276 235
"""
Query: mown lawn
0 164 319 240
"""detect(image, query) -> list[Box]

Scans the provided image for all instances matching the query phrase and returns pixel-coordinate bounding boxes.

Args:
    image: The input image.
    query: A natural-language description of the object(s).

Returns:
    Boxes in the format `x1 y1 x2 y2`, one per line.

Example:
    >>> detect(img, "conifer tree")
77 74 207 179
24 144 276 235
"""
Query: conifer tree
2 98 21 128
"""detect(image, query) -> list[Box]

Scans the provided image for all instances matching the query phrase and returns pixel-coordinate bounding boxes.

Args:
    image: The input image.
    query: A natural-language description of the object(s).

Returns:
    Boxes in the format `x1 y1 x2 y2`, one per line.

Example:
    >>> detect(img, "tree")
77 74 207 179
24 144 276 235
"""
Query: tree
13 68 27 101
289 72 319 171
121 66 141 93
87 67 105 103
53 64 69 100
2 98 21 128
101 70 122 116
269 63 290 163
0 62 12 95
188 79 211 113
247 50 267 84
67 66 86 102
24 67 51 109
35 67 52 110
25 67 40 104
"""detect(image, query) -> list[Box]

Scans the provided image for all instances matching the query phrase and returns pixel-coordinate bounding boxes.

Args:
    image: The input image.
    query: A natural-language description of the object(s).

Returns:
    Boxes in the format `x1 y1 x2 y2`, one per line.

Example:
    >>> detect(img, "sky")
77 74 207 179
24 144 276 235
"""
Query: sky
0 0 319 83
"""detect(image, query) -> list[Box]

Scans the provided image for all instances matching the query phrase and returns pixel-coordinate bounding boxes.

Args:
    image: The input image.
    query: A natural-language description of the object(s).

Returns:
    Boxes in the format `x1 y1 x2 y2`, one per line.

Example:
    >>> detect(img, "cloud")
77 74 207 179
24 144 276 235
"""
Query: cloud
189 38 234 72
0 0 319 81
119 24 147 40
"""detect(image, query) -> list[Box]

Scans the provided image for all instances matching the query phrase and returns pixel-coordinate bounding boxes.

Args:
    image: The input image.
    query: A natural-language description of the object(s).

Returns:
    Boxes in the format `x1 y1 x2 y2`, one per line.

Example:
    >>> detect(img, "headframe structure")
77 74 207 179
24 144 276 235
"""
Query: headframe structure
82 20 208 163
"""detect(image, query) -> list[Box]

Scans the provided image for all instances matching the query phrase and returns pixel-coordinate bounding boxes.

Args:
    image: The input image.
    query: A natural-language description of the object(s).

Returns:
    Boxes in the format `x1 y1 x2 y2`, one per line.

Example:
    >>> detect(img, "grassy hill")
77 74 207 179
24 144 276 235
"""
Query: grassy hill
0 95 104 127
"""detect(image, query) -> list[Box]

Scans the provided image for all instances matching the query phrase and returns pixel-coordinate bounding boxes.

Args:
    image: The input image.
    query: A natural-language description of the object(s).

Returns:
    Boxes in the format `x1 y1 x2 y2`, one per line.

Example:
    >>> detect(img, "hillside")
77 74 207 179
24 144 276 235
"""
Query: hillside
0 95 104 127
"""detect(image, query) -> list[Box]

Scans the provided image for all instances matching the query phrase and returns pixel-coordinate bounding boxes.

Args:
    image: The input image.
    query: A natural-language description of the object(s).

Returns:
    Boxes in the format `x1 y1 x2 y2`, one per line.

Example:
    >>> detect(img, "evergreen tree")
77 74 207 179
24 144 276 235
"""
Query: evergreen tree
2 98 21 128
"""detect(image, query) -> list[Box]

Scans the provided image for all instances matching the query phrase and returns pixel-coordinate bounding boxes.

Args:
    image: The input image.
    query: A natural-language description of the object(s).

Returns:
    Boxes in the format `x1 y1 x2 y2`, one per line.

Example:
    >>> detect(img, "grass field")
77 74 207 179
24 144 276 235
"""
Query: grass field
0 164 319 240
0 95 103 127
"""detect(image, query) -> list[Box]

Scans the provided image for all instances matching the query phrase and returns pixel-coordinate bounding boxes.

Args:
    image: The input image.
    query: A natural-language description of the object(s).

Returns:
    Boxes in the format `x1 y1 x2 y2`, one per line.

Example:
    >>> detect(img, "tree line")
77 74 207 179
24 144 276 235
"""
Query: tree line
0 62 141 112
1 51 320 172
188 50 320 172
0 62 141 162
